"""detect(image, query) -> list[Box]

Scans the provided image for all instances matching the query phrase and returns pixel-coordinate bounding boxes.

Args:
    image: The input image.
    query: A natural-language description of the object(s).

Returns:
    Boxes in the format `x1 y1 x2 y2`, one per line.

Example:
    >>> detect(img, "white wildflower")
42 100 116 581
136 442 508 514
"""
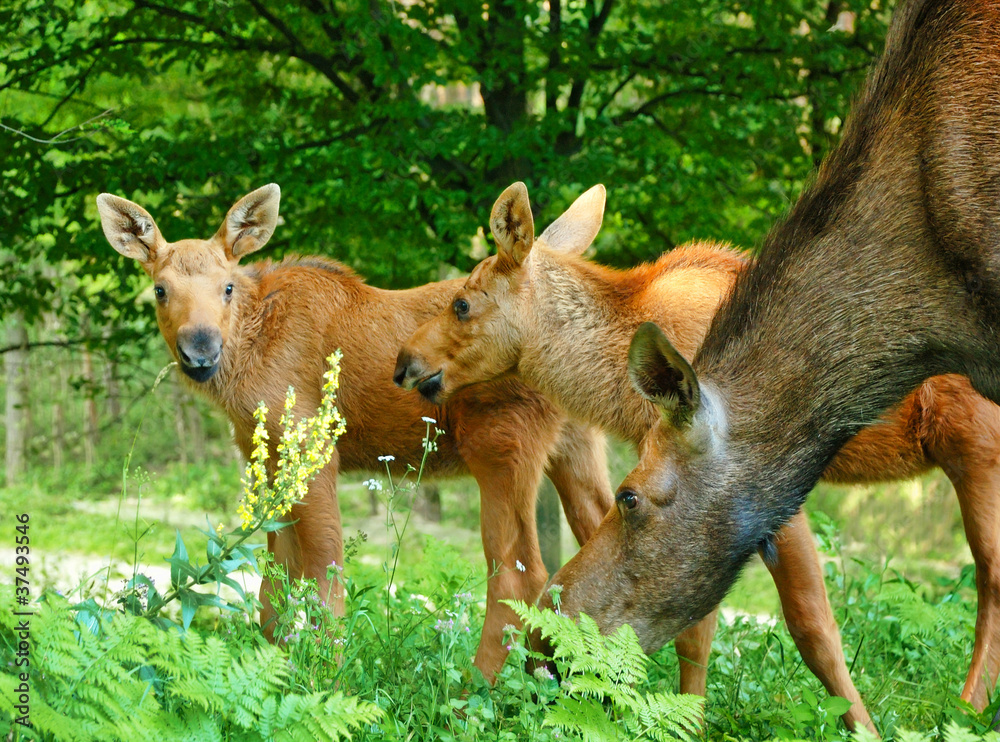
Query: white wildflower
515 560 526 573
421 416 436 424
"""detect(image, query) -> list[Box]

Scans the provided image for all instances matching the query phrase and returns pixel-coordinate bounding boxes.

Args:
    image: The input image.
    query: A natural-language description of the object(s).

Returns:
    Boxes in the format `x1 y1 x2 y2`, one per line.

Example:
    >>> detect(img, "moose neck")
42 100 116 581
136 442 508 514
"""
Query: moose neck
694 0 998 538
519 247 732 446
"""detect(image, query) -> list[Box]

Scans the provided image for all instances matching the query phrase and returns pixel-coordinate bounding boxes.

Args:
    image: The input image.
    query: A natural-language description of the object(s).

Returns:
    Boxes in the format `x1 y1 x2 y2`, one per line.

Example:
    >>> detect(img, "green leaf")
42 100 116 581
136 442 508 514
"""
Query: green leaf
169 530 189 587
819 695 854 716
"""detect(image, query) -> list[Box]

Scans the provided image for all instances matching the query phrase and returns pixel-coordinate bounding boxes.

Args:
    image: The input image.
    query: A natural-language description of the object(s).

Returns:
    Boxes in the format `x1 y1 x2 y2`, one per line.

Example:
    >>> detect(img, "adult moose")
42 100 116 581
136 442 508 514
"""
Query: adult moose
545 0 1000 714
396 180 1000 726
95 184 614 682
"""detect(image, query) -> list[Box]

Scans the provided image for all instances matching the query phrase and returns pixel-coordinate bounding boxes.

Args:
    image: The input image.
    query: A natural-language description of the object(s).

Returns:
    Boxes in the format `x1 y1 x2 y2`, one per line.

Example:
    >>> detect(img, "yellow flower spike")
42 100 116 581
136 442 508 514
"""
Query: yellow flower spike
236 352 345 535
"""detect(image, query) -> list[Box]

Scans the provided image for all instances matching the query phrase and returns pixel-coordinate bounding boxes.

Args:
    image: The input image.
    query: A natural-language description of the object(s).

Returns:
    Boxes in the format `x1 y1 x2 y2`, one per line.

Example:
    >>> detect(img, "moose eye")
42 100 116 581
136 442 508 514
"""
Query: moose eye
225 283 234 297
154 285 166 301
453 298 470 319
616 489 639 511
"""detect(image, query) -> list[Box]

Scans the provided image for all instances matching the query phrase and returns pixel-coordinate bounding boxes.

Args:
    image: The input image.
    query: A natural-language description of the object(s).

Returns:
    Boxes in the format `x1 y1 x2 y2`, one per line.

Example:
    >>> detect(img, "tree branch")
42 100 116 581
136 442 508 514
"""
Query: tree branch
0 338 89 355
0 109 114 145
133 0 364 102
39 58 101 129
589 0 615 37
612 87 808 126
595 72 637 118
291 122 379 150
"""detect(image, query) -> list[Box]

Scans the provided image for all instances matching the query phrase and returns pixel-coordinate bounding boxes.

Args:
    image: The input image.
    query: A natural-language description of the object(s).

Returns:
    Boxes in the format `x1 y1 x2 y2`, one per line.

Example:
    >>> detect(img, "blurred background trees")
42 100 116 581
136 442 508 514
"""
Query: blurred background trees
0 0 888 488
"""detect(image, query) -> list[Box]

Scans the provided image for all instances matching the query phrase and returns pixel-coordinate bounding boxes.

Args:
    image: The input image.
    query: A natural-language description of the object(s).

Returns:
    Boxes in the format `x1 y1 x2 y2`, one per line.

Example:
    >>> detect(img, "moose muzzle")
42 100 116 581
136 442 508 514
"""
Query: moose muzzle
393 350 445 403
176 325 223 382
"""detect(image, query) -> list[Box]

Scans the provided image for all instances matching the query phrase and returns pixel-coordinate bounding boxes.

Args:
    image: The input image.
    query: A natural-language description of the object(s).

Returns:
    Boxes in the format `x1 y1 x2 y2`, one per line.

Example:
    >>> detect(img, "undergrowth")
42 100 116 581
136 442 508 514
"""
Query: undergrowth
3 356 1000 740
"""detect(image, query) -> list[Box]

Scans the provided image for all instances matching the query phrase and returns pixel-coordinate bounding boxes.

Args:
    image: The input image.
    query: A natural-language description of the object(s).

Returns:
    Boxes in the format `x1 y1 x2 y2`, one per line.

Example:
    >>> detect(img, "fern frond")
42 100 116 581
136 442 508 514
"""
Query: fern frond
942 722 1000 742
632 692 704 742
545 697 624 741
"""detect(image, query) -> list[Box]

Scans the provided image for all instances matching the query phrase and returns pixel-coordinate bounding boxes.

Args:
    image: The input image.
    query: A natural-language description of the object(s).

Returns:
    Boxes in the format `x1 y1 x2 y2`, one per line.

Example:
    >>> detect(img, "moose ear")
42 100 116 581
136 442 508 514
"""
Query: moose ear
628 322 701 425
537 184 605 256
217 183 281 260
490 182 535 267
96 194 164 266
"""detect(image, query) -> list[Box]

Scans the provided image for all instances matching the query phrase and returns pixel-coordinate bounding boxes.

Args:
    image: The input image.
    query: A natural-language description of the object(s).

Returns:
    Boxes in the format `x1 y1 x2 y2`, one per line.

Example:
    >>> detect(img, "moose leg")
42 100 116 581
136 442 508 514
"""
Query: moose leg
955 476 1000 708
468 459 550 683
902 375 1000 707
545 419 614 545
768 510 874 733
260 523 302 639
259 458 344 639
918 378 1000 709
291 461 344 611
454 398 558 683
674 608 720 696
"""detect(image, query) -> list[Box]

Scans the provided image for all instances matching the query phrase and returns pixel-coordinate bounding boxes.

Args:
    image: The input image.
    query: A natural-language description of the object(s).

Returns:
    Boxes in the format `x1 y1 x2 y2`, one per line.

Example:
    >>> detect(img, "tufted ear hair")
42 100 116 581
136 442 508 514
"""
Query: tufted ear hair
490 182 535 267
96 193 165 269
216 183 281 260
537 184 606 256
628 322 702 427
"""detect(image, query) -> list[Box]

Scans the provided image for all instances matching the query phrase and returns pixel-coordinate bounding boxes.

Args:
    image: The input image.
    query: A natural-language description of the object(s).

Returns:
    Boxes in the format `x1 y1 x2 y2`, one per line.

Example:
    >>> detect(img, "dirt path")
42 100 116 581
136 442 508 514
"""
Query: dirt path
1 497 482 613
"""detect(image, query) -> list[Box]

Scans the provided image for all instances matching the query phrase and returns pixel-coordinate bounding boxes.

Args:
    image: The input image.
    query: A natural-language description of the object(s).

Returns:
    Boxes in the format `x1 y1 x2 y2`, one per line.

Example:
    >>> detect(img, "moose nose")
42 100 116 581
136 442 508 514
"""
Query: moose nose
394 350 421 390
394 349 445 402
176 326 223 382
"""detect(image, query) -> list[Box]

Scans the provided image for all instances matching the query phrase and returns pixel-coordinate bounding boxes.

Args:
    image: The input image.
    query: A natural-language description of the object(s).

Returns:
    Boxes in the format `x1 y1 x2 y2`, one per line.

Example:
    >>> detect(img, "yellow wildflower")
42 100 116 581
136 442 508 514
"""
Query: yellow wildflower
236 352 346 532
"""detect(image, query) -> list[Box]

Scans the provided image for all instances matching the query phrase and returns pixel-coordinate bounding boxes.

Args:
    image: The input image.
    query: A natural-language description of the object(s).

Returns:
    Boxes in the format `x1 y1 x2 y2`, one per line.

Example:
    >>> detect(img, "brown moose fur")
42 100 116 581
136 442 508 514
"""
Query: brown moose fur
529 0 1000 719
395 180 1000 726
96 184 613 683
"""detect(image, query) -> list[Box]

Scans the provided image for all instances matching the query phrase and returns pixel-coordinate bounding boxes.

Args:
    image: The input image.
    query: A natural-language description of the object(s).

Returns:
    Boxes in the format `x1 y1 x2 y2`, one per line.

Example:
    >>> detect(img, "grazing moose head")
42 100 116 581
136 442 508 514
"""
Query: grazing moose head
96 184 280 382
542 0 1000 650
540 321 746 646
394 182 606 403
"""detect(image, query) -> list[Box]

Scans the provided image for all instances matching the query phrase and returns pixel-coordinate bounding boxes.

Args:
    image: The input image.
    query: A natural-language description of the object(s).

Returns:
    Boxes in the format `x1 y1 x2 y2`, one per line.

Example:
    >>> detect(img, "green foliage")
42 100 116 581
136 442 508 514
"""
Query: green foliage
1 0 893 342
0 587 381 741
5 465 1000 741
854 724 1000 742
6 345 1000 739
509 600 704 740
0 355 375 741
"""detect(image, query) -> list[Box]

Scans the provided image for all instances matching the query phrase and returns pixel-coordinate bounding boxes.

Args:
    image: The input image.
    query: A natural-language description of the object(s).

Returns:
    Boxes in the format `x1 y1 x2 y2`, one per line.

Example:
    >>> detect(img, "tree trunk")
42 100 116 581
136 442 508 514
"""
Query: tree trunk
52 358 67 473
415 482 442 522
184 395 205 463
104 343 121 421
173 375 189 468
81 348 98 470
536 476 562 575
45 312 67 473
4 313 30 485
477 0 531 187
